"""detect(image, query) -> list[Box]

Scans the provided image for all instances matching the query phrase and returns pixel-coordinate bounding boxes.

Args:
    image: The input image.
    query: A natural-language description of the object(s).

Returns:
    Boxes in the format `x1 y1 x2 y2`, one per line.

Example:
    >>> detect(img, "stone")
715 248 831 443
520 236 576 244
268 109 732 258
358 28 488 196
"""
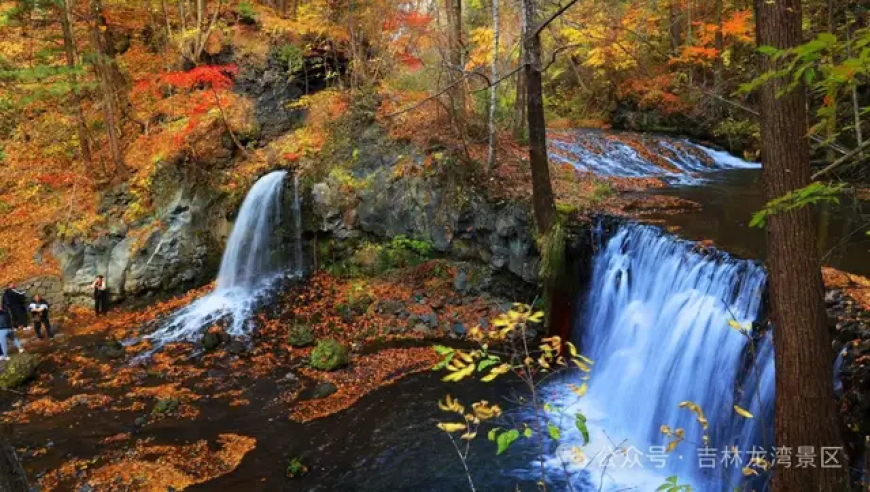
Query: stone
309 338 350 371
226 341 247 355
452 323 467 337
413 323 432 336
287 323 315 347
134 416 148 427
100 341 125 359
201 330 230 351
453 269 468 293
310 382 338 399
0 354 40 389
825 289 842 306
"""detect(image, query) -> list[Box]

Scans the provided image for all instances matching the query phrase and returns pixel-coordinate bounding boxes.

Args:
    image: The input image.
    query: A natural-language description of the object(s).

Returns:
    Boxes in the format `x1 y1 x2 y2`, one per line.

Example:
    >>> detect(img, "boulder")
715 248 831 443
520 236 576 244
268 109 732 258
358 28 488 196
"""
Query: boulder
201 330 231 351
0 354 39 389
309 338 350 371
287 323 315 348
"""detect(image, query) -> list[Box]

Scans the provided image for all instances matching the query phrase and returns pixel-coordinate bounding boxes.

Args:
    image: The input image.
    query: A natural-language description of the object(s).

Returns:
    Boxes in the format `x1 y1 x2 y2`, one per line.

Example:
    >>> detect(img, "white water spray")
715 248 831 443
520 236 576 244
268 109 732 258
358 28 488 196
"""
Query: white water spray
147 171 292 346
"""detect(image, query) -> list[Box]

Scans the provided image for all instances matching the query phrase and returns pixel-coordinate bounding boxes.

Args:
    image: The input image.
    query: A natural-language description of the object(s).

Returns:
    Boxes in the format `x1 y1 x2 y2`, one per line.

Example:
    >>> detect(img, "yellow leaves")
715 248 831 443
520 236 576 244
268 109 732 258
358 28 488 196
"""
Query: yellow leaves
438 395 465 415
437 422 468 433
471 401 502 421
678 401 709 431
733 405 754 419
464 28 495 71
569 382 588 398
481 363 511 382
570 446 586 464
442 361 475 382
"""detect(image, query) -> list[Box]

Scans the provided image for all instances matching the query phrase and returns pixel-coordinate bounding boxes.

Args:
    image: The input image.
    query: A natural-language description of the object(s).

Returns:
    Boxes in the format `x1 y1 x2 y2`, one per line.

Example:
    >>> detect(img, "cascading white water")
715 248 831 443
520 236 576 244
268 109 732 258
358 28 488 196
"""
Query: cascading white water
147 171 292 346
548 131 759 182
540 223 773 491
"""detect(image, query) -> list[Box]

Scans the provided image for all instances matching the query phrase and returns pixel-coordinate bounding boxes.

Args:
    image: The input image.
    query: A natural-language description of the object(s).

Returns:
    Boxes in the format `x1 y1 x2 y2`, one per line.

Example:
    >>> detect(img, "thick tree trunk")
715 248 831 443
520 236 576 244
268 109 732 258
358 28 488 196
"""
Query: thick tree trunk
90 0 128 180
521 0 556 234
754 0 848 490
668 1 682 55
59 0 94 168
486 0 499 173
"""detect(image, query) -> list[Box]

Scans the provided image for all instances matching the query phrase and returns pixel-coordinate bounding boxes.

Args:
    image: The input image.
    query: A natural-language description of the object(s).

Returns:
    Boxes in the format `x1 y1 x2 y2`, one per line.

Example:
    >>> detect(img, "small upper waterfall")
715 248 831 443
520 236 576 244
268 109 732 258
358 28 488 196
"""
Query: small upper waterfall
148 170 296 346
548 130 760 182
542 223 773 491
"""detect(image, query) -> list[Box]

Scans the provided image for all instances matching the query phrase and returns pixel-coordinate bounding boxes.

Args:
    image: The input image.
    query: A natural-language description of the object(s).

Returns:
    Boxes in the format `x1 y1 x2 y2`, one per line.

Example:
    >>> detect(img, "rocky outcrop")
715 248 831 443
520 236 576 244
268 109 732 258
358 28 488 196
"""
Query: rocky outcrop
311 163 540 283
54 185 229 306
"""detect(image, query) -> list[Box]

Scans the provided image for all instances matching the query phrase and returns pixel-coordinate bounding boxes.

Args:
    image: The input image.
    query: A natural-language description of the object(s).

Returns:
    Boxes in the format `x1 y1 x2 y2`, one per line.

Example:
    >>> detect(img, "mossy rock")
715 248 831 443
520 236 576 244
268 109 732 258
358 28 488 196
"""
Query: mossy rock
309 338 349 371
287 323 314 348
286 457 309 478
152 397 180 415
0 354 40 389
201 330 231 351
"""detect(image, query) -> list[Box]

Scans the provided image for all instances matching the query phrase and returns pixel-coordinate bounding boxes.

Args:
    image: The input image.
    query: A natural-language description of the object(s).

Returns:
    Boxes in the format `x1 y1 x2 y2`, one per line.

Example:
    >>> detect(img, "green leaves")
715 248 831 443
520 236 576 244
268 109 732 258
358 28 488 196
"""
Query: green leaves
547 423 561 440
750 182 844 228
656 475 693 492
496 429 520 455
575 413 590 445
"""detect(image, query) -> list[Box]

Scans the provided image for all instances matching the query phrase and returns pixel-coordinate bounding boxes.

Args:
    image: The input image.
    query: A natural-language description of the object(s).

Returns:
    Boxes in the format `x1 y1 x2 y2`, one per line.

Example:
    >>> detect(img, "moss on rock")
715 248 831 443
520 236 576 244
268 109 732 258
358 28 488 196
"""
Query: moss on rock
0 354 40 389
309 338 349 371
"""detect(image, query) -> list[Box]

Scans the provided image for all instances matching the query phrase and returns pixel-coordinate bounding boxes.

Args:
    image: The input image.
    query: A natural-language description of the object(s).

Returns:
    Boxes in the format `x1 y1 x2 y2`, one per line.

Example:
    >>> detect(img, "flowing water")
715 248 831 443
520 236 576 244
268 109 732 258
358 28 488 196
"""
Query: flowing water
548 130 760 183
535 223 773 491
147 171 294 346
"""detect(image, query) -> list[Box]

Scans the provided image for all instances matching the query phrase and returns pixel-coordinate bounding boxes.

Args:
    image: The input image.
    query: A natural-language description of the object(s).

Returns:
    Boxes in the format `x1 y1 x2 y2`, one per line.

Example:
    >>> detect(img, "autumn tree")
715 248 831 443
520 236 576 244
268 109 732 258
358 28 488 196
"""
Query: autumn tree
753 0 848 490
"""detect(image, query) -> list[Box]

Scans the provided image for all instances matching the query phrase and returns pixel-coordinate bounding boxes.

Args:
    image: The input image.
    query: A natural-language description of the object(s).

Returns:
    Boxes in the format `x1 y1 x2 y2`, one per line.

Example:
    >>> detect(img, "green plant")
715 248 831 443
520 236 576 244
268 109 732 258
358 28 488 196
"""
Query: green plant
750 182 844 228
235 1 258 24
152 397 180 415
276 43 304 74
538 220 566 286
588 181 614 204
656 476 692 492
287 322 315 347
285 457 309 478
309 338 350 371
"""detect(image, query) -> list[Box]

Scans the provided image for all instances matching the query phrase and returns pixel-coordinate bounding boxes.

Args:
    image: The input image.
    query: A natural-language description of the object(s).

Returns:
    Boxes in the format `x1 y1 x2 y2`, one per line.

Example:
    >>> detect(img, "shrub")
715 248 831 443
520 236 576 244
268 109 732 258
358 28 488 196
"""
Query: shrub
152 397 180 415
309 338 350 371
287 322 315 347
235 1 258 24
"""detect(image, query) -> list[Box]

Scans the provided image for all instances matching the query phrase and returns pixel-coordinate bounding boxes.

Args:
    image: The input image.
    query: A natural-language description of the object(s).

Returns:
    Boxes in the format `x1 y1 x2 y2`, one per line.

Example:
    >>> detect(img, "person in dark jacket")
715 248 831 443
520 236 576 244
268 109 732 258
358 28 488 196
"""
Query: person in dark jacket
0 308 24 361
91 275 109 316
2 283 28 330
28 295 53 340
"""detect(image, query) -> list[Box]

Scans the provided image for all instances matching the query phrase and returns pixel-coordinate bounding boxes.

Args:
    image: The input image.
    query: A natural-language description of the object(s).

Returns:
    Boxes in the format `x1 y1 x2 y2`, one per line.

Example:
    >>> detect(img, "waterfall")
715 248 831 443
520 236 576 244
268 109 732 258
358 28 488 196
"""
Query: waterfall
540 223 773 491
147 171 293 346
548 131 759 182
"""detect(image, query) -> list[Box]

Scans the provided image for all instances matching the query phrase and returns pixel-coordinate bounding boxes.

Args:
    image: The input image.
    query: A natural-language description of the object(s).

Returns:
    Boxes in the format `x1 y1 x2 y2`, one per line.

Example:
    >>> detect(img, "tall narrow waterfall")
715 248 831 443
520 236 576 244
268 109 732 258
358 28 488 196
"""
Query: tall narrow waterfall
542 223 773 491
293 173 303 274
148 171 292 346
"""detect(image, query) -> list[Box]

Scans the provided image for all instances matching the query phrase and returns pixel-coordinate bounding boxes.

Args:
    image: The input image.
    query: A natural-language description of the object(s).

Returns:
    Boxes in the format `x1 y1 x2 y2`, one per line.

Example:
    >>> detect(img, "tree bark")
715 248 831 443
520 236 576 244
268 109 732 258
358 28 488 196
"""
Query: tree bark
90 0 129 180
445 0 465 122
521 0 556 234
59 0 94 168
754 0 848 490
713 0 724 117
669 1 682 55
486 0 499 173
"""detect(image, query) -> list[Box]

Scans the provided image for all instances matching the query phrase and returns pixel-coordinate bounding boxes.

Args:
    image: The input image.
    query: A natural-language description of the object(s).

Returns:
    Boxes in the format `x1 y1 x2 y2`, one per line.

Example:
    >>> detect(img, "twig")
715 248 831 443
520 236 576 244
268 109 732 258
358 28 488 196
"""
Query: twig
812 138 870 180
532 0 582 38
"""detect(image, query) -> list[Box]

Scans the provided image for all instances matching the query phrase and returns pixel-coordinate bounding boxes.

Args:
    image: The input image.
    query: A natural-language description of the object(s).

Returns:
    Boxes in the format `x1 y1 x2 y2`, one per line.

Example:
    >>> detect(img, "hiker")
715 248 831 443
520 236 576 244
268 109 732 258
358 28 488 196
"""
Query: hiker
0 308 24 361
28 294 53 340
91 275 109 316
1 283 28 330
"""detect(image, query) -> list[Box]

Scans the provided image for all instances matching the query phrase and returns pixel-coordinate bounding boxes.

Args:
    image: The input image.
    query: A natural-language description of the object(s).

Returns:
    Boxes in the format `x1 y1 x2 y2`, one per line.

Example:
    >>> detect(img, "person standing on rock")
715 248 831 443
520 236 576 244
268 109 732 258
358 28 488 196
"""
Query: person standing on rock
28 295 53 340
0 308 25 361
1 284 28 331
91 275 109 316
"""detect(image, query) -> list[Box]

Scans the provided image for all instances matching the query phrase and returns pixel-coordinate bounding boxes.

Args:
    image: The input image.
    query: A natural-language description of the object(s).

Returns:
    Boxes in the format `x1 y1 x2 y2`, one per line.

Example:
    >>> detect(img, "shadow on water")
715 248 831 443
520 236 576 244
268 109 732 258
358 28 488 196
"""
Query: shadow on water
639 168 870 276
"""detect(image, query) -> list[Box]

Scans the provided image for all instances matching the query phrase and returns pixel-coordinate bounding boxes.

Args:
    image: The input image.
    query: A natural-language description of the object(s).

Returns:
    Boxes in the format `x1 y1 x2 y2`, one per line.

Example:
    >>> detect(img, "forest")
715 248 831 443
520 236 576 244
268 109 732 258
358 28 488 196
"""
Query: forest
0 0 868 490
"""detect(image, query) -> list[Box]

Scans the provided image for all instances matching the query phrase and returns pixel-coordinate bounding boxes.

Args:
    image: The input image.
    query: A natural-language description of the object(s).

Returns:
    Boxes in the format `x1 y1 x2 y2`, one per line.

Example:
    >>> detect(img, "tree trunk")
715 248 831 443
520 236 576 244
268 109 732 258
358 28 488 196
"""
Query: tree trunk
90 0 128 180
521 0 556 234
754 0 849 490
713 0 724 117
0 429 28 492
445 0 464 122
59 0 94 168
486 0 499 173
514 45 526 139
669 0 682 55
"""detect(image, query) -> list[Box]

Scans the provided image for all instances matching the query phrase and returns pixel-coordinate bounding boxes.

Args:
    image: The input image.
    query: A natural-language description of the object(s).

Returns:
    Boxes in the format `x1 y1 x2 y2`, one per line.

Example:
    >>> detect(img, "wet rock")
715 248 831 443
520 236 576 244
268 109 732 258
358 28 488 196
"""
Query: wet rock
309 338 350 371
452 323 467 337
77 485 95 492
423 312 439 329
226 341 247 355
453 269 468 293
310 382 337 399
100 340 125 359
201 330 230 351
0 354 40 389
134 416 148 427
413 323 433 337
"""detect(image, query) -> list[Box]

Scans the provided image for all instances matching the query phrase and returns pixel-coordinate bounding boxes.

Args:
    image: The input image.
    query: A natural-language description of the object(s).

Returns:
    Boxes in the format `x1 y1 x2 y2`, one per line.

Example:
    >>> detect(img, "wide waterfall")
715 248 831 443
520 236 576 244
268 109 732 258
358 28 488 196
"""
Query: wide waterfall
148 170 296 346
541 223 773 491
548 131 760 182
